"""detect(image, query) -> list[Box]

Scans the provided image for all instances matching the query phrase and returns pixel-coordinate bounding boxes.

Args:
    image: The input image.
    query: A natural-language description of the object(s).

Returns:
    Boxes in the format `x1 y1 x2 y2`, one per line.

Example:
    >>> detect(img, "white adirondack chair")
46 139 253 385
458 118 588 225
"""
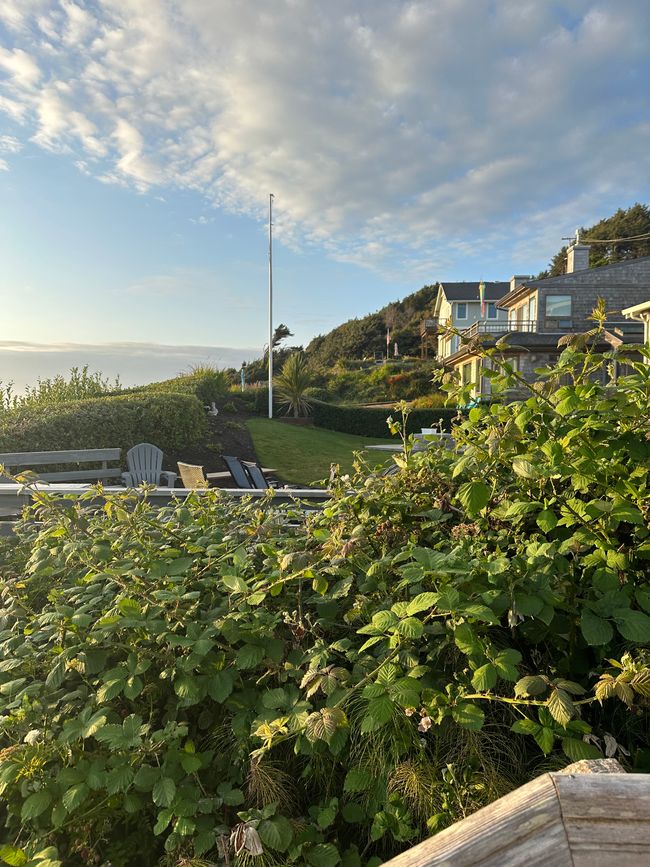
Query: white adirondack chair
121 443 177 487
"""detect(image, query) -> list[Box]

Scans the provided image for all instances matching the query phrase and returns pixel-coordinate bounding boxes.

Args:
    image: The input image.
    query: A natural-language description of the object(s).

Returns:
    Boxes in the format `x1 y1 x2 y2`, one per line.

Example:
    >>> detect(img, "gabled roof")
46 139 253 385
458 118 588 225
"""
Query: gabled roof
439 281 509 301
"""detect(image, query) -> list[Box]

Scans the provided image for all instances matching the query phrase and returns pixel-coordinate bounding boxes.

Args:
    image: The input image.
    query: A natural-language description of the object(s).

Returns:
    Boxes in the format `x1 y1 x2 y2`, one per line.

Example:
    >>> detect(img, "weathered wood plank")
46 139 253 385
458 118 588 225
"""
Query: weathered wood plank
38 469 122 482
0 448 121 465
384 773 569 866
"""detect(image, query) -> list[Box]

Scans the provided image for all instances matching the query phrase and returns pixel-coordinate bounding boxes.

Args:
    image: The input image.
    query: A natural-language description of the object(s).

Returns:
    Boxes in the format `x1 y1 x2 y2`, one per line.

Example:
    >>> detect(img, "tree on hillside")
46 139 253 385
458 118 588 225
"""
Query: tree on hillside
274 351 312 417
543 203 650 276
272 323 294 348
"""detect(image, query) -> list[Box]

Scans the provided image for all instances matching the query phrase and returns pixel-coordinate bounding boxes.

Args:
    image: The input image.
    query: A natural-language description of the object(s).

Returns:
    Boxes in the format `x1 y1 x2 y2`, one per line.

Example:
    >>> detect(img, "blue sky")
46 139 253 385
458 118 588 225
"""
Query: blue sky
1 1 650 386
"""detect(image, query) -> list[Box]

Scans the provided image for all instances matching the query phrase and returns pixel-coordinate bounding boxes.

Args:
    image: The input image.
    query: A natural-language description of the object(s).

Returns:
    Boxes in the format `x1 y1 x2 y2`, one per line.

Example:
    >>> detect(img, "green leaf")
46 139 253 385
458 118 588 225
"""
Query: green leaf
511 718 540 735
580 609 614 646
179 753 202 773
613 609 650 643
451 703 484 730
547 688 575 727
163 556 193 576
514 675 548 697
174 675 201 704
457 481 490 516
21 789 52 821
208 669 235 703
534 726 555 754
396 617 424 639
235 644 265 669
153 809 173 835
307 843 341 867
512 457 538 479
258 815 293 852
406 592 439 615
636 588 650 614
45 658 66 689
0 845 27 866
463 603 499 624
62 783 89 813
344 768 372 793
471 663 497 692
562 738 602 761
453 623 483 659
536 509 558 532
118 597 141 616
152 777 176 808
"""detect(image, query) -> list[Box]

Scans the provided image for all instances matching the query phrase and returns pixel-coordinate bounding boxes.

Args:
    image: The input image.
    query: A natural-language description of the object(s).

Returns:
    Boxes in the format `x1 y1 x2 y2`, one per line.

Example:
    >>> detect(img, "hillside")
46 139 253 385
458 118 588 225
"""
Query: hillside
305 284 437 365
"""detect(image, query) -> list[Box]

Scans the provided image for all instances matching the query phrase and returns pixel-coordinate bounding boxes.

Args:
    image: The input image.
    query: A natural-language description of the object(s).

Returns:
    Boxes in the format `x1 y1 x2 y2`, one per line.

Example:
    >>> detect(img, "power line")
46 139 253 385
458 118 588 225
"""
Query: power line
563 230 650 245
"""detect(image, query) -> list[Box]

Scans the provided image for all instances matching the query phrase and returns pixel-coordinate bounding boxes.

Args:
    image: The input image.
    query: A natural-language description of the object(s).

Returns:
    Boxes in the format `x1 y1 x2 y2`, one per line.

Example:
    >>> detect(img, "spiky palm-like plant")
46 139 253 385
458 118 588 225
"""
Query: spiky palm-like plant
274 352 312 418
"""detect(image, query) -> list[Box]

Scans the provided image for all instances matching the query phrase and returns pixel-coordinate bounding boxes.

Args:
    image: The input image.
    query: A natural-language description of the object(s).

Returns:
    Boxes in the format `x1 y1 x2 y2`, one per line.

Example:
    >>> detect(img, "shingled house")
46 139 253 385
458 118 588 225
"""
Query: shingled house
444 242 649 398
424 281 509 359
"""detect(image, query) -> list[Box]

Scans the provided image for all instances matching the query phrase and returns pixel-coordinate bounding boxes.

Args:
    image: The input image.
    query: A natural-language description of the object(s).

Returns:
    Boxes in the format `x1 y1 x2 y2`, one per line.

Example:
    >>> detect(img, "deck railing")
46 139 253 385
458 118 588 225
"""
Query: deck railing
463 319 538 337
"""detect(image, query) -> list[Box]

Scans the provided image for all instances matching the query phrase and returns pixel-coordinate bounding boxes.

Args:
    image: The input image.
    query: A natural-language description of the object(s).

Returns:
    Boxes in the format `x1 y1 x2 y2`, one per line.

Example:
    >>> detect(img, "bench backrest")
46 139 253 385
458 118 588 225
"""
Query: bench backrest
0 448 122 482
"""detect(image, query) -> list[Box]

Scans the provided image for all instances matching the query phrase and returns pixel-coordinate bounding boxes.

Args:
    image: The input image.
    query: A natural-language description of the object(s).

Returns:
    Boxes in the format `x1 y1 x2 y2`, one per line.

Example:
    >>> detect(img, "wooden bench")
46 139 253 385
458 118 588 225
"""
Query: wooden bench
0 448 122 483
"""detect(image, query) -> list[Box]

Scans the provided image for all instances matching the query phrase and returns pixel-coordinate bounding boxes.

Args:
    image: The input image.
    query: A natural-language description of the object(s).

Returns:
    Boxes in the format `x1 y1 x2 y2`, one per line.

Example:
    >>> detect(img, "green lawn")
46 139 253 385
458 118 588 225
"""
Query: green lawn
246 419 394 485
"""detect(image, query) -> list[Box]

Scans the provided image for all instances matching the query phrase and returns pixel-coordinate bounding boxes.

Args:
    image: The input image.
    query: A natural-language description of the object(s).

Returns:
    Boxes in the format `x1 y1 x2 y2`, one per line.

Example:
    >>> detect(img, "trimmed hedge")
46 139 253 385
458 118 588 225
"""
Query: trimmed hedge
124 369 229 406
0 392 206 457
311 400 462 437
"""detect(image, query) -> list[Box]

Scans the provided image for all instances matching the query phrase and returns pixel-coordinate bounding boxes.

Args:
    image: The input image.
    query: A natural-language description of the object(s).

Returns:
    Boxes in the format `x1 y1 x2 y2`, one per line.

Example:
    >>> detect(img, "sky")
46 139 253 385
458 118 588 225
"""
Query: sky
1 0 650 387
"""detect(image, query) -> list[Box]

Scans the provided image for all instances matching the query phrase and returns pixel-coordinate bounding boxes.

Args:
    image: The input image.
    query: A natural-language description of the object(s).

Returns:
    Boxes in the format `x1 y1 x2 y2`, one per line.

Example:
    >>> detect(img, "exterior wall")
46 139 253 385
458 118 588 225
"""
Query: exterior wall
437 299 508 358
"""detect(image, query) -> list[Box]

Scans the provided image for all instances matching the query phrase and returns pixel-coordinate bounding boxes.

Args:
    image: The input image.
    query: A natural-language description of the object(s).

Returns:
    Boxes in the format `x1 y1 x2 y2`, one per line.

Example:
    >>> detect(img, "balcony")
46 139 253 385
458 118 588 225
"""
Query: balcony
420 318 439 336
463 319 538 337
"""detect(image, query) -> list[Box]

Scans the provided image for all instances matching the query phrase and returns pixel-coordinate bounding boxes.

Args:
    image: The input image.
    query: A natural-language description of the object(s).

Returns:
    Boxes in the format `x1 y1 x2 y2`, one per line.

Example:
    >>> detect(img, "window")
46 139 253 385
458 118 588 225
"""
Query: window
487 302 497 319
456 303 467 320
546 295 572 318
461 361 472 384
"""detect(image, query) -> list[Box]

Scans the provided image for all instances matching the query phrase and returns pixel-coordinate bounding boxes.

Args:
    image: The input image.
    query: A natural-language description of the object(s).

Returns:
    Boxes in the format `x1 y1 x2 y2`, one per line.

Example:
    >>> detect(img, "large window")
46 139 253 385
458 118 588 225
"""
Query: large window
487 302 497 319
456 303 467 319
546 295 572 318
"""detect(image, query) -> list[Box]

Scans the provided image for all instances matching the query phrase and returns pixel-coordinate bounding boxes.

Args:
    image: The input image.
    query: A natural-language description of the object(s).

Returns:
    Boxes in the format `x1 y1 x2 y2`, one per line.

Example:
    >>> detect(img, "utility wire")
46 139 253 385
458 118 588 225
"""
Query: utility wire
581 231 650 244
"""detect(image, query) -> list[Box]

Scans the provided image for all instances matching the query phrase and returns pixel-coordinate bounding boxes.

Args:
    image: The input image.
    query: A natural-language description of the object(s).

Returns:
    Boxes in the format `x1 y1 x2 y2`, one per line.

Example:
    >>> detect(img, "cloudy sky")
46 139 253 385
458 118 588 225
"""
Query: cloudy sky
1 0 649 383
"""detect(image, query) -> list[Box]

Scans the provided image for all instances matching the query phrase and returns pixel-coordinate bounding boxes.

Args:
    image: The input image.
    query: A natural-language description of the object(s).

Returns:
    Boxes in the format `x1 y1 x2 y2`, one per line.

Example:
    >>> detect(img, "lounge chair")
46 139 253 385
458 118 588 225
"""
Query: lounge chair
177 462 210 488
221 455 253 489
241 460 270 489
122 443 177 487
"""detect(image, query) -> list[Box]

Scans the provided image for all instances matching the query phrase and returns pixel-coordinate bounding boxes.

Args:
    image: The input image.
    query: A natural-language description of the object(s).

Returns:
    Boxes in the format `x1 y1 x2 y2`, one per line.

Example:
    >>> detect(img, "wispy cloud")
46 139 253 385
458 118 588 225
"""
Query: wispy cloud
1 1 649 275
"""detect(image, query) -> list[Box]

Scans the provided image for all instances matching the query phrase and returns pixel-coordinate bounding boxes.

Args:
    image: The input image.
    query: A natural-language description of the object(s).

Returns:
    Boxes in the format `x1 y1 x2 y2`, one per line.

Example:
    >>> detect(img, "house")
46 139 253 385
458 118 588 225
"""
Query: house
444 242 649 398
428 281 509 359
623 299 650 345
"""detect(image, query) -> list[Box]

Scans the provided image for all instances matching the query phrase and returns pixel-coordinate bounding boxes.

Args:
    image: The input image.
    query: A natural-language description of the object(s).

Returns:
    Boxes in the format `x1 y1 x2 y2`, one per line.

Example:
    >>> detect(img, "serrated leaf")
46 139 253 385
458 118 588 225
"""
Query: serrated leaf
511 718 540 735
406 592 439 615
45 658 66 690
463 603 499 624
0 845 27 866
453 623 483 659
258 815 293 852
471 663 497 692
512 457 538 479
534 726 555 754
152 777 176 808
457 480 490 516
562 737 602 761
614 609 650 642
21 789 52 821
343 768 372 793
174 675 201 704
580 609 614 646
307 843 341 867
62 783 89 813
236 644 265 669
631 669 650 698
547 688 575 727
153 809 173 835
514 675 548 697
451 702 484 730
208 669 235 703
396 617 423 639
536 509 558 532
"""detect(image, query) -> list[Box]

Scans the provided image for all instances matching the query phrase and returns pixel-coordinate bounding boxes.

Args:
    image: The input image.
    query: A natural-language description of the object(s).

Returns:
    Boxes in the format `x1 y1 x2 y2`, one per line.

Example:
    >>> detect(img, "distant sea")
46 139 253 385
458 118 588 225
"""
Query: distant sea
0 341 260 394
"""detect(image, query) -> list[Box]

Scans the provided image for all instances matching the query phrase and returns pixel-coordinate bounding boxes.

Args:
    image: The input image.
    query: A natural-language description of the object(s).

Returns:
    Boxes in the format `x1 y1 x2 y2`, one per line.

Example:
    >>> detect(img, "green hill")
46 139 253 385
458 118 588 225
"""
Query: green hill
305 284 437 365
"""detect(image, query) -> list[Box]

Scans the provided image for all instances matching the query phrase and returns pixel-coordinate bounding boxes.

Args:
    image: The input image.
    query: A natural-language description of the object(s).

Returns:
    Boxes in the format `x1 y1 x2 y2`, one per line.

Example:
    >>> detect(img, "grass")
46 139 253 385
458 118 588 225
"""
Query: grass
245 419 394 485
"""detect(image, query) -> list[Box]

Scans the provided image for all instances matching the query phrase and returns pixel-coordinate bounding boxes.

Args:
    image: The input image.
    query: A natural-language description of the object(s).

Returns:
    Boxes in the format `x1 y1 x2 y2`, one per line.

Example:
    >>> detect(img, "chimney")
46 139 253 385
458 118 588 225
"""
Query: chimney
566 242 591 273
510 275 531 292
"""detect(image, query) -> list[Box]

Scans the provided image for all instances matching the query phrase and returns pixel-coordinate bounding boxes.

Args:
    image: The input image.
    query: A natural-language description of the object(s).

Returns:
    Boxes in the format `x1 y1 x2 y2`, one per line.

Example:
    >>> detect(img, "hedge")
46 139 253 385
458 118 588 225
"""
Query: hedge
0 392 206 457
122 369 229 406
310 400 462 437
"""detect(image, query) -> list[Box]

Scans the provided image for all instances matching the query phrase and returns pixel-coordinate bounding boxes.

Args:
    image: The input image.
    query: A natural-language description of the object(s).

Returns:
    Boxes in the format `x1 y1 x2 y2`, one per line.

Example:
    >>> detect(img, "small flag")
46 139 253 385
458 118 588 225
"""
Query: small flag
479 280 486 316
386 327 391 347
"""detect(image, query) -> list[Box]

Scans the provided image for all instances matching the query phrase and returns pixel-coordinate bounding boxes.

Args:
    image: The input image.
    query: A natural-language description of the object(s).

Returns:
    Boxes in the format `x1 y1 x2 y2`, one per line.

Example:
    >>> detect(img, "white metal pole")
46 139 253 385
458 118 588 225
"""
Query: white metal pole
268 193 274 419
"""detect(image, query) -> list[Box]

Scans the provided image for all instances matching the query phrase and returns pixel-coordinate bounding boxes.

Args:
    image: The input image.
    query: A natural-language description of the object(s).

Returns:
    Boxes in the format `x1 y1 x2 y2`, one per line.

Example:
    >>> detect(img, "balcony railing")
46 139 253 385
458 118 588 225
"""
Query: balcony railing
463 319 538 337
420 318 439 335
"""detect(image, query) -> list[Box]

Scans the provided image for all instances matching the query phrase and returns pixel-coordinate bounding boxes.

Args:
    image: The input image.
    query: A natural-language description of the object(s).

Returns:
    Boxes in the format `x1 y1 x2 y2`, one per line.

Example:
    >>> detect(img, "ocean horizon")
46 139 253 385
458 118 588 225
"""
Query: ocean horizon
0 340 260 394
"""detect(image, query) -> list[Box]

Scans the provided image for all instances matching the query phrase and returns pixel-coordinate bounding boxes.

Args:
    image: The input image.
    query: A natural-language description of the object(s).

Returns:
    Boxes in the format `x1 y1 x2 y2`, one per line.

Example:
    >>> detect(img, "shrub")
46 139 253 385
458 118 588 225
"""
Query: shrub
1 367 120 411
129 367 229 406
274 352 313 417
311 399 461 437
0 392 206 457
1 332 649 866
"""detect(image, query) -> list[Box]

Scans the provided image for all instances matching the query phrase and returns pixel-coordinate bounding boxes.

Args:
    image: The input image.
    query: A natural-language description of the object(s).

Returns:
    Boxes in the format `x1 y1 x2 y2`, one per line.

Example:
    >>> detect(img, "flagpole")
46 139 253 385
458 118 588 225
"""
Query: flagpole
268 193 274 419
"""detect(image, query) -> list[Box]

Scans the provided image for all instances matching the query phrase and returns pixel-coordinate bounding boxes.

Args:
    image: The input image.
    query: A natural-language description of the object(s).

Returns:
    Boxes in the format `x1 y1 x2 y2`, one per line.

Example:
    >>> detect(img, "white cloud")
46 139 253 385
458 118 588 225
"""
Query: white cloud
1 1 649 274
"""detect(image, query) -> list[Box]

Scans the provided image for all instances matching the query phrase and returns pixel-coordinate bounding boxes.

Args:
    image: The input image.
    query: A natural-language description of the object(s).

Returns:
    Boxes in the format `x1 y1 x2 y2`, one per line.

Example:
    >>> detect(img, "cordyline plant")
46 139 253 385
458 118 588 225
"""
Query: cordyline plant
0 320 649 867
